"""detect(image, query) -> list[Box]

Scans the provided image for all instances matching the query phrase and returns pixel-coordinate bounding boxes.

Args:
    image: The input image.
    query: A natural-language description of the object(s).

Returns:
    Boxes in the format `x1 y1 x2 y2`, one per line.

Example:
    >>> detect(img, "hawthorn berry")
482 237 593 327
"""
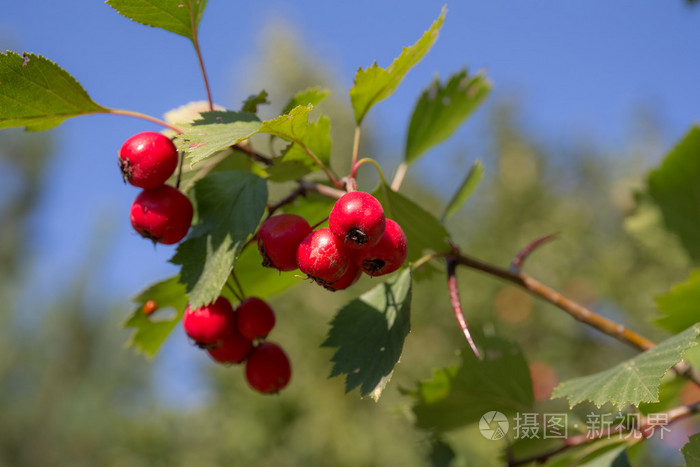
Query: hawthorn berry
236 297 276 340
119 131 179 189
323 263 362 291
329 191 386 249
245 342 291 394
207 329 253 364
130 184 193 245
296 228 351 287
358 218 407 277
258 214 312 271
182 296 236 347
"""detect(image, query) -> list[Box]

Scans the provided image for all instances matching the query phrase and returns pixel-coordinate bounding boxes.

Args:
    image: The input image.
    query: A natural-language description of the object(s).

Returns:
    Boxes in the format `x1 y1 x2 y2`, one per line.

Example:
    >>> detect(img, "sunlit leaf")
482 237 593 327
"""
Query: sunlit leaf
281 86 330 115
106 0 208 42
655 270 700 333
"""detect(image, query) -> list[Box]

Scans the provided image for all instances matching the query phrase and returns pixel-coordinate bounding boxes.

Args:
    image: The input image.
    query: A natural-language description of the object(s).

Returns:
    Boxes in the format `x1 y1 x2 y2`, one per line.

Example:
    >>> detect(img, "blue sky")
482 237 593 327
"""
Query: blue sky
1 1 699 332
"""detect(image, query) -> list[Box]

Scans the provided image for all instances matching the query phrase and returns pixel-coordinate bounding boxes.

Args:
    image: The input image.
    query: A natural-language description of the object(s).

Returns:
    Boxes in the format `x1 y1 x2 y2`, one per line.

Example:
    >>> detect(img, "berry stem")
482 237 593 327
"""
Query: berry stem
390 162 408 191
108 109 184 134
446 258 482 360
350 158 388 186
351 126 361 169
297 141 344 188
230 269 246 300
225 281 243 302
175 150 185 190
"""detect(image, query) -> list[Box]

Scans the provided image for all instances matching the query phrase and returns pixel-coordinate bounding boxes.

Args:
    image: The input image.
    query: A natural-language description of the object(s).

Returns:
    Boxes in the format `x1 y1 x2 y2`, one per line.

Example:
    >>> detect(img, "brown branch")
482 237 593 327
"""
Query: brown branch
446 258 482 359
234 142 273 166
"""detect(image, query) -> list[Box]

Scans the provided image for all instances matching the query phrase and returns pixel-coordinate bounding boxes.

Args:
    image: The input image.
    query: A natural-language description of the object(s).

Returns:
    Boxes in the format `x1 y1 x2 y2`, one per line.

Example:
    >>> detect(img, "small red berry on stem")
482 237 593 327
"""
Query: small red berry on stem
329 191 386 249
358 218 407 277
236 297 276 340
119 131 179 189
245 342 292 394
297 228 351 287
207 329 253 364
258 214 312 271
130 185 193 245
182 297 236 348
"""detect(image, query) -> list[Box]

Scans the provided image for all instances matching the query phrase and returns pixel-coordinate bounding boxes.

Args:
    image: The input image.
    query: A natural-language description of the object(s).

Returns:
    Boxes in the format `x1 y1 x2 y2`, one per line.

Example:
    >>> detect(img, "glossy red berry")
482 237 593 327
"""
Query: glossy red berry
236 297 276 340
119 131 179 189
323 262 362 291
296 228 351 287
207 329 253 364
258 214 312 271
245 342 292 394
329 191 386 249
130 185 193 245
358 219 407 277
182 297 236 347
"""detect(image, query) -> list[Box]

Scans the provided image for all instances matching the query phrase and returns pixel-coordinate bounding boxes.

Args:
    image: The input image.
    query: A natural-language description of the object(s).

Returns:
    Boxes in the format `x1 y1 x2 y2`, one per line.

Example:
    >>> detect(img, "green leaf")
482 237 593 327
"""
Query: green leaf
106 0 208 42
406 70 491 164
170 171 267 308
0 52 107 131
655 270 700 333
428 437 456 467
241 90 269 113
682 433 700 466
349 6 446 124
281 86 331 115
322 267 412 401
647 126 700 263
409 332 533 432
232 245 303 300
442 159 484 221
259 105 332 170
551 324 700 409
374 184 451 261
122 276 188 357
175 111 262 166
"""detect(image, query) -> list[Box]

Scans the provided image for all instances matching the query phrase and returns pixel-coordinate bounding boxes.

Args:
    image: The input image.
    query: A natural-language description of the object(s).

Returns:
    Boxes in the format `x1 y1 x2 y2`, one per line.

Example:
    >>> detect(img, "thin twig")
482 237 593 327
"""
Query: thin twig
234 142 273 166
230 270 246 300
446 258 482 359
225 281 243 302
510 233 559 273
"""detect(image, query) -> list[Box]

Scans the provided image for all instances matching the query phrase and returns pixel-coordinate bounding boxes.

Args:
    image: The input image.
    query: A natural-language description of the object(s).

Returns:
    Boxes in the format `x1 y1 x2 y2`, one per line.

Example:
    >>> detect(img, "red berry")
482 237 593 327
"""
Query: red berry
236 297 276 340
119 131 179 189
358 219 407 277
182 297 236 347
142 300 158 315
207 329 253 364
258 214 312 271
329 191 386 249
245 342 291 394
130 185 193 245
296 228 351 287
323 262 362 291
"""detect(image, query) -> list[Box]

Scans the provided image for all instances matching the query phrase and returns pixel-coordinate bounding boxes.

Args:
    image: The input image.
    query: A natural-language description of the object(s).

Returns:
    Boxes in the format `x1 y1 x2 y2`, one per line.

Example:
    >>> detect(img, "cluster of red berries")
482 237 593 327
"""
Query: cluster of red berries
182 296 291 394
258 191 408 290
119 131 193 245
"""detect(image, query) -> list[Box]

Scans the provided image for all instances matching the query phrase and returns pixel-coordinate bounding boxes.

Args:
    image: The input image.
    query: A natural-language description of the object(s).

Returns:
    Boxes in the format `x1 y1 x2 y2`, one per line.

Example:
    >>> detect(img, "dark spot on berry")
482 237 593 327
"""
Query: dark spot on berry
362 259 386 276
345 227 369 245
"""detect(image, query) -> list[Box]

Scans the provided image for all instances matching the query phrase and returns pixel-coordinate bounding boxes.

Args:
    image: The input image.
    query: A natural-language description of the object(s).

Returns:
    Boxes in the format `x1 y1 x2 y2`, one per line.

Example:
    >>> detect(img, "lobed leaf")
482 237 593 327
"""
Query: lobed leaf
349 6 446 124
374 184 451 261
551 324 700 409
647 126 700 264
0 51 107 131
442 159 484 221
682 433 700 466
655 270 700 333
281 86 331 115
106 0 208 42
322 267 412 401
405 70 491 164
175 111 262 166
409 332 533 433
123 276 188 357
170 171 267 308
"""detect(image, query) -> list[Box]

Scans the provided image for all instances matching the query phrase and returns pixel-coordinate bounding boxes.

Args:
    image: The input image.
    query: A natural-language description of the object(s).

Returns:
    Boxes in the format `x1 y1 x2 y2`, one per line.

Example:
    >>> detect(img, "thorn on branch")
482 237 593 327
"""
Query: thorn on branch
509 232 559 274
446 257 482 360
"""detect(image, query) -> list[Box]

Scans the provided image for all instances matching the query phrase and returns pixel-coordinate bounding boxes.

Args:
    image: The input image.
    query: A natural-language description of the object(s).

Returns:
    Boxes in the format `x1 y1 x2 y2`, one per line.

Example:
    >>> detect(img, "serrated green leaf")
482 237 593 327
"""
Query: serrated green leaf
241 90 269 113
406 70 491 163
442 159 484 221
682 433 700 466
374 184 450 261
655 270 700 333
0 52 107 131
175 111 262 166
647 126 700 263
281 86 331 115
170 171 267 308
232 245 303 300
551 324 700 409
349 6 446 124
123 276 188 357
106 0 207 42
265 160 310 182
409 332 533 432
322 267 412 401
